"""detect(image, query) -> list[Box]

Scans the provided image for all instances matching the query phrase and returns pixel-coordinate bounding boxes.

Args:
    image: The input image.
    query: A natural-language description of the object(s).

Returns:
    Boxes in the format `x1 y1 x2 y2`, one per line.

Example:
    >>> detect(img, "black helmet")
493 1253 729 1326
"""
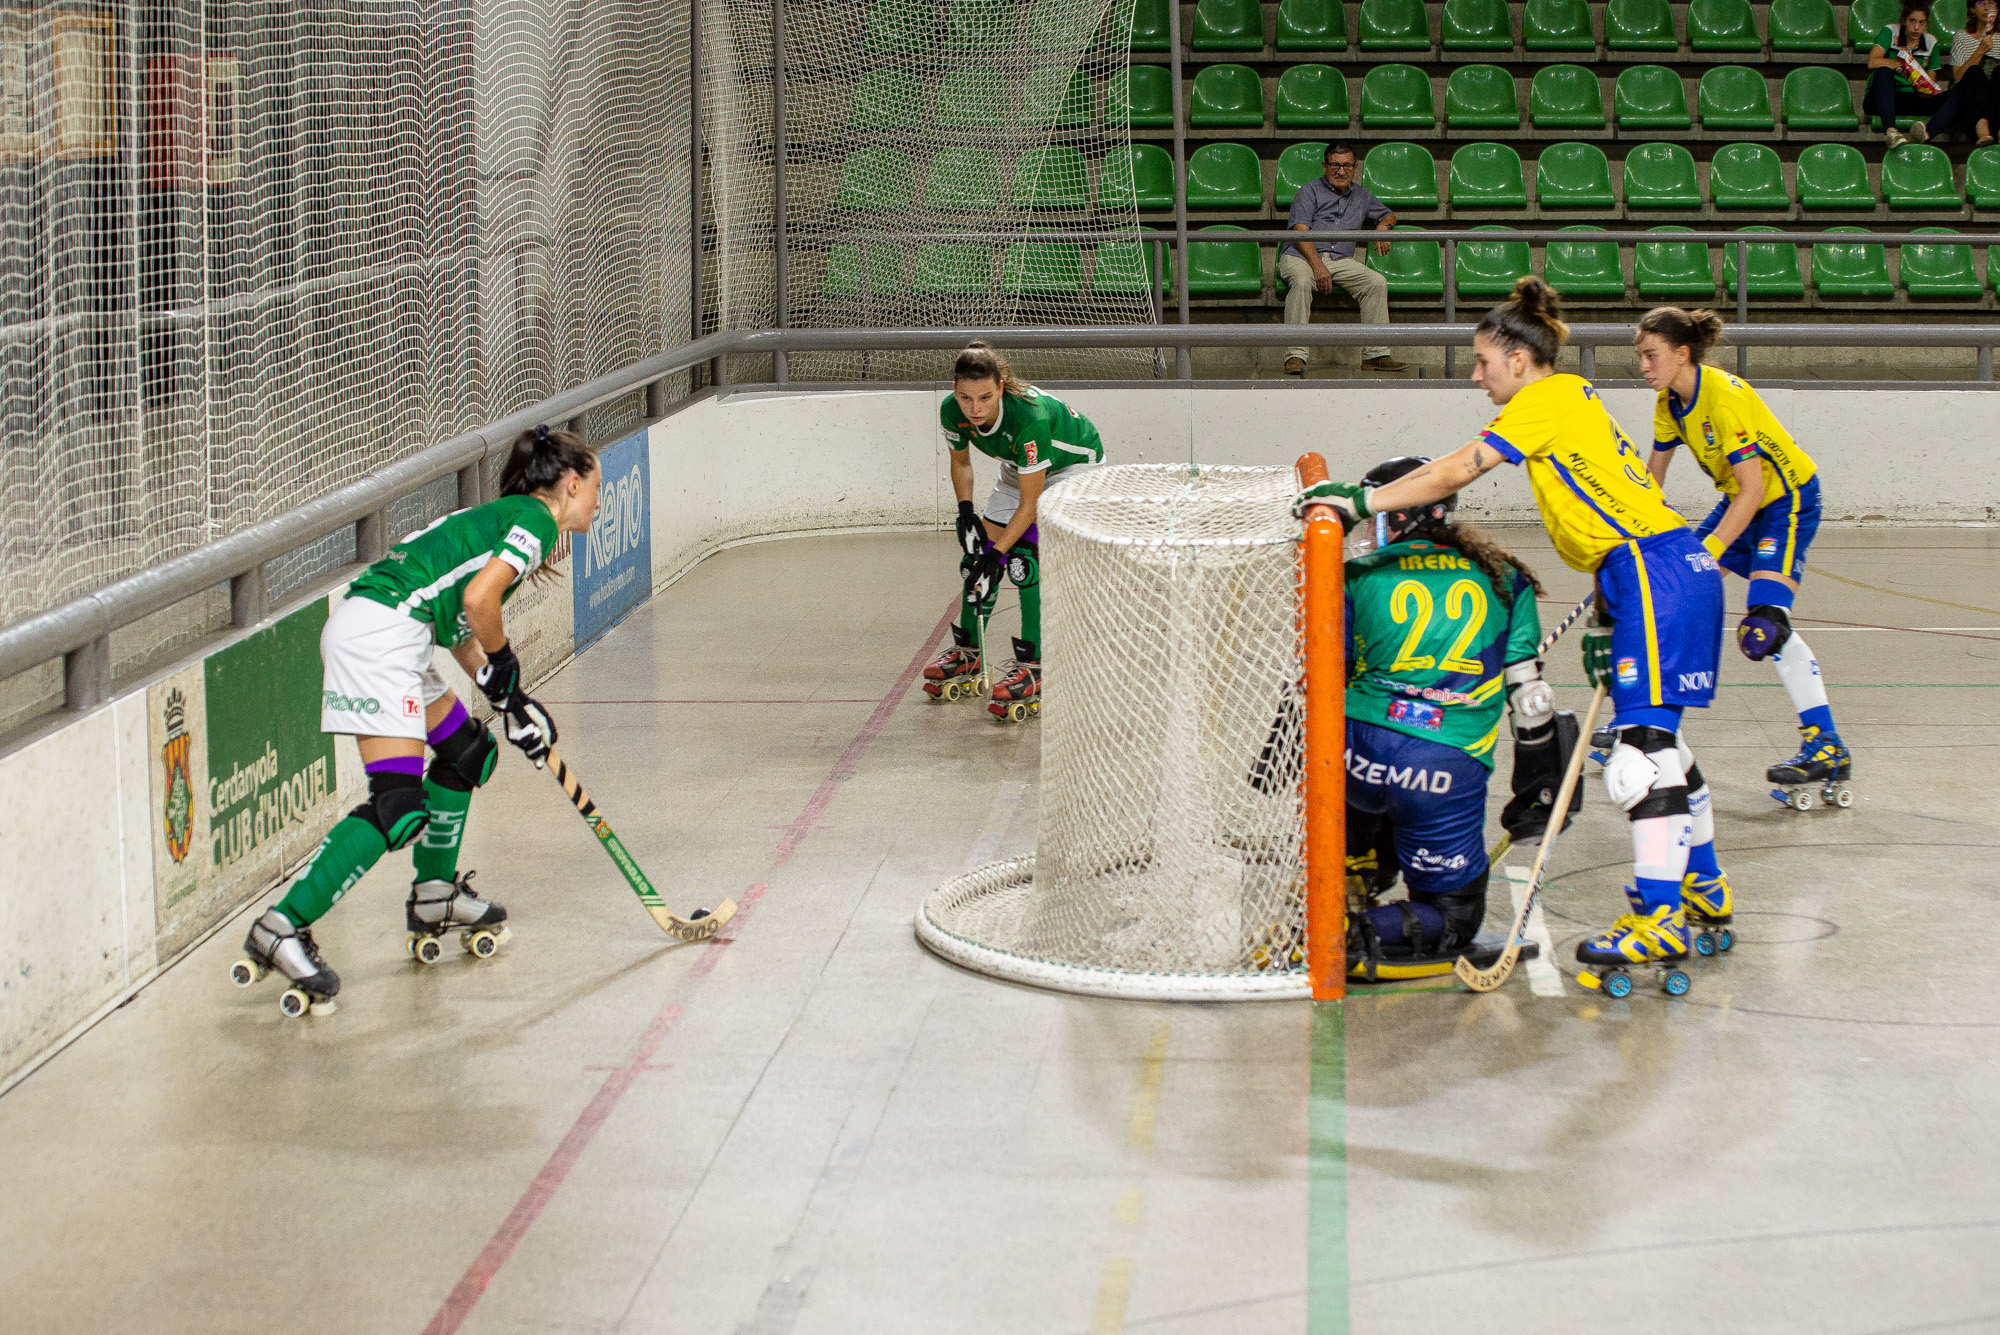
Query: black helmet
1362 456 1454 545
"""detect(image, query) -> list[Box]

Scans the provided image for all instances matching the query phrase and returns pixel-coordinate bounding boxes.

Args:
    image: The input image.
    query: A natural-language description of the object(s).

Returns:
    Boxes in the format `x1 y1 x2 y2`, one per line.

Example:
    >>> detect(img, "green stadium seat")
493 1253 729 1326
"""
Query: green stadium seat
1688 0 1761 50
1363 141 1441 208
1003 242 1085 294
912 243 992 294
835 147 918 210
1883 144 1964 210
1277 65 1352 126
1358 0 1432 49
1900 227 1981 297
1699 67 1775 132
1174 225 1267 295
1191 65 1267 127
1450 142 1529 208
1615 66 1692 130
1623 142 1703 209
1091 242 1160 293
1278 0 1349 48
1768 0 1841 51
1846 0 1897 49
1024 0 1092 50
862 0 935 56
1366 224 1446 295
1781 67 1858 131
1021 68 1091 128
925 146 1003 210
1106 66 1175 128
1935 0 1970 30
822 243 907 298
1544 226 1627 295
945 0 1017 50
1361 64 1437 127
1531 65 1607 129
1536 142 1617 208
936 69 1008 128
1446 65 1522 128
1186 142 1265 208
1457 226 1533 294
1099 144 1175 209
1442 0 1515 50
1709 143 1789 209
849 71 925 131
1524 0 1597 50
1011 146 1089 208
1796 143 1877 209
1635 227 1717 296
1721 227 1805 295
1275 142 1331 206
1968 146 2000 208
1127 0 1172 50
1193 0 1266 49
1606 0 1677 48
1812 227 1894 297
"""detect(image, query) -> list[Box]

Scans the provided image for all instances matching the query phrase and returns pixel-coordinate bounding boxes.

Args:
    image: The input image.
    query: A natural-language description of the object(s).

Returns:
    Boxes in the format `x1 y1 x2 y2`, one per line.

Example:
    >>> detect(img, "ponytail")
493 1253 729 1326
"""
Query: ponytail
1636 306 1726 364
1475 276 1569 368
952 340 1031 397
501 425 598 498
1424 521 1544 612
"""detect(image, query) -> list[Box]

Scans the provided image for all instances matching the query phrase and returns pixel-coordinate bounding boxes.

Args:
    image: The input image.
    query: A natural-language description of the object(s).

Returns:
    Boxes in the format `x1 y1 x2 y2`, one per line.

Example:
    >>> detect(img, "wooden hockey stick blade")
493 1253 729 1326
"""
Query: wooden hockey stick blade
1487 831 1512 867
1453 683 1609 993
545 748 733 942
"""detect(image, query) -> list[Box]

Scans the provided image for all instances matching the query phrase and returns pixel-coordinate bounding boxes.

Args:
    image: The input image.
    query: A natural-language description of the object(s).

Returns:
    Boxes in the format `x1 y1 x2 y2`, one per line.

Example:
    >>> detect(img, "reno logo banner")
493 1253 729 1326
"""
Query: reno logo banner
573 429 652 648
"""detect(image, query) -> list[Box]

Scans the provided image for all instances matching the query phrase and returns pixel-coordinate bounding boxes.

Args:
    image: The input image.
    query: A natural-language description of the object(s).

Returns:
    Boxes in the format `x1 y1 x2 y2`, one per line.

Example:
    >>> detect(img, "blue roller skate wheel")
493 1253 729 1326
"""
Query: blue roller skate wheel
1693 931 1715 957
1663 970 1690 997
1605 971 1633 999
1717 928 1734 952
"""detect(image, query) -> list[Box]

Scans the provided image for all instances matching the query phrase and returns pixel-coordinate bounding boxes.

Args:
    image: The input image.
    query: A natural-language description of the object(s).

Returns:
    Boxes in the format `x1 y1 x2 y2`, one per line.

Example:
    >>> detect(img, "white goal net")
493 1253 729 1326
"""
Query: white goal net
916 464 1316 1001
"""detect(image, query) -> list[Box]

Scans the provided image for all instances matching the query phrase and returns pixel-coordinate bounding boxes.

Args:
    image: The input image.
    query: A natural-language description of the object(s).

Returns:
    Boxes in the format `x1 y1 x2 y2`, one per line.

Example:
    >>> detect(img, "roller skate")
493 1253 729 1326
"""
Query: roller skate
1574 892 1691 998
1681 871 1735 956
922 625 985 703
988 638 1042 724
1767 726 1853 811
229 908 340 1017
406 871 511 963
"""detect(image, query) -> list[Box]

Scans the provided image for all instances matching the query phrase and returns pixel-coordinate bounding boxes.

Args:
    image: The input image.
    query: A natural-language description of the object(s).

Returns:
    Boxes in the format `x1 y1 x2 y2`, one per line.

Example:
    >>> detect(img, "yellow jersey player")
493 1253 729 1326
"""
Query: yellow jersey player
1636 307 1851 820
1297 277 1730 995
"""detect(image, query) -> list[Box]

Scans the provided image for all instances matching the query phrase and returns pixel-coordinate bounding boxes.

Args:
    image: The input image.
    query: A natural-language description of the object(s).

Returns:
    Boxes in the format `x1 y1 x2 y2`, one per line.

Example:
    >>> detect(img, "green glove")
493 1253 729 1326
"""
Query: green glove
1580 615 1614 690
1291 479 1373 532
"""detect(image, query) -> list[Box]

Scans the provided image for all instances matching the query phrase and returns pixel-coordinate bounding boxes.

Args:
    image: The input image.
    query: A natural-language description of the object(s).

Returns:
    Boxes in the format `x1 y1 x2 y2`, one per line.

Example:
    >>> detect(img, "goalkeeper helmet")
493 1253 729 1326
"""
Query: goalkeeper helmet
1362 456 1455 546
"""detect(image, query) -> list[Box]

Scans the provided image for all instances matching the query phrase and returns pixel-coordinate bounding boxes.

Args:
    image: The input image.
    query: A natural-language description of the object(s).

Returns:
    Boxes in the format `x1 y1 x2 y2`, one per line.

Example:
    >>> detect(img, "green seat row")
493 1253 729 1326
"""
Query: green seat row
823 240 1171 297
1359 63 1858 133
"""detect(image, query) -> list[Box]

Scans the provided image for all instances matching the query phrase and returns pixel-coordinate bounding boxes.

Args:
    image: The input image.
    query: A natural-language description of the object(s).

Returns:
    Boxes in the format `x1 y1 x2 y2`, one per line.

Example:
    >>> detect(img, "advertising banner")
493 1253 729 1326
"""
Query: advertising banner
573 428 652 649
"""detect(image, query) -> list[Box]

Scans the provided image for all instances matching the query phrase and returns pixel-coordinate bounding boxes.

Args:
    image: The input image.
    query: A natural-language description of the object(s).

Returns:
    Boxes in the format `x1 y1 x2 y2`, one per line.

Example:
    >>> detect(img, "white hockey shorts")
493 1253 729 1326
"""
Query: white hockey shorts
319 595 455 740
982 461 1098 525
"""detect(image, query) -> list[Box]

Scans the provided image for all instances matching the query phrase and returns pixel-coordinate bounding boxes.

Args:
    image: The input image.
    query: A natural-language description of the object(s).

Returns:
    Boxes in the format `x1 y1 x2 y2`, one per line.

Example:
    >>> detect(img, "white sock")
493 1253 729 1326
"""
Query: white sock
1773 634 1830 721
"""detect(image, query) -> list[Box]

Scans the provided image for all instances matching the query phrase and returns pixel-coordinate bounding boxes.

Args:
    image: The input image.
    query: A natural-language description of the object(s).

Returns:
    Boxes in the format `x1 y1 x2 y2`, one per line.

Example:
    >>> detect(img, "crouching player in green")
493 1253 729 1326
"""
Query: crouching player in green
1337 456 1557 982
925 341 1104 722
230 427 601 1016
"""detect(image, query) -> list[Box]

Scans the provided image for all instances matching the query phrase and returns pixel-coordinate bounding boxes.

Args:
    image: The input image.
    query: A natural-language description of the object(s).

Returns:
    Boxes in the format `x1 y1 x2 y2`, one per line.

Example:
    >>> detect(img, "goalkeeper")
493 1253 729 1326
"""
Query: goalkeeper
924 341 1104 718
1336 456 1557 983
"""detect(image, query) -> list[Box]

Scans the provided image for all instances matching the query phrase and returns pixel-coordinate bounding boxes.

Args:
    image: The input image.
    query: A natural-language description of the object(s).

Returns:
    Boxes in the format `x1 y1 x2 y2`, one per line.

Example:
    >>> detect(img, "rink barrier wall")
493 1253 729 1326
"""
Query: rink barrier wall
1 378 1987 1090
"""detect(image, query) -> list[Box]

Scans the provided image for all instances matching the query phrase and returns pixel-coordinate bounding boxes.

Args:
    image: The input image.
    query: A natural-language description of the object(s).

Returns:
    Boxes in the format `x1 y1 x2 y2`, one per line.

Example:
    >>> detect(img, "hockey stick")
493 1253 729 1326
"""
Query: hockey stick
545 747 737 942
1454 682 1608 993
1537 591 1594 656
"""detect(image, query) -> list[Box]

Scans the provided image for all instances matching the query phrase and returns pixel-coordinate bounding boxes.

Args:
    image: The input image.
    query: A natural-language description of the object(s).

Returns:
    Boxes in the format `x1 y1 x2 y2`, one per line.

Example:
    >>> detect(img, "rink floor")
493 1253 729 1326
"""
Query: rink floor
4 527 1999 1335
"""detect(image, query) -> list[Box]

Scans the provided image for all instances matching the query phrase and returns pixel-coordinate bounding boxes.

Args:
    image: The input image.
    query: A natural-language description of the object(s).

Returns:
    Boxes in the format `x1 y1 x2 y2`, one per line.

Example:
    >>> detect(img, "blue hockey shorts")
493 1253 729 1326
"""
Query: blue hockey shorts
1345 720 1491 896
1695 475 1821 582
1596 528 1725 716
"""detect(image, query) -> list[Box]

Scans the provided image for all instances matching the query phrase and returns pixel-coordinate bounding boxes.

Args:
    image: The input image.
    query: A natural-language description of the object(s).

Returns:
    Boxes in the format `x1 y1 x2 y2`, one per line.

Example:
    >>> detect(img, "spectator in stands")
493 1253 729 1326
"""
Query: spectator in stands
1278 144 1406 377
1866 0 1962 149
1951 0 1998 146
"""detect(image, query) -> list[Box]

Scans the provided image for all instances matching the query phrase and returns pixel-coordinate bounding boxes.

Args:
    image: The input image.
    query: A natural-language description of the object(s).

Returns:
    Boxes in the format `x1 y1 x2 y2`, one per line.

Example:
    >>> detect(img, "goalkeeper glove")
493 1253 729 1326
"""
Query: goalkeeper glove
1291 479 1372 532
1580 614 1614 691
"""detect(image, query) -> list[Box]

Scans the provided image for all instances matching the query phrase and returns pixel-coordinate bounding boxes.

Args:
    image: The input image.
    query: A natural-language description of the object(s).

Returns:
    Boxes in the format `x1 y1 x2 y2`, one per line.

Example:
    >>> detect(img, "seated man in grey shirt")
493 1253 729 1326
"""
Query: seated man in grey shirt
1279 143 1405 375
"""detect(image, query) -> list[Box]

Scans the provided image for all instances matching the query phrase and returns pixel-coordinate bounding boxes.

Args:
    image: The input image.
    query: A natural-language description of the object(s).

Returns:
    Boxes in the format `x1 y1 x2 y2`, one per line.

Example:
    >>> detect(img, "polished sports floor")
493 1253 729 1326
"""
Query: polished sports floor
4 527 1997 1335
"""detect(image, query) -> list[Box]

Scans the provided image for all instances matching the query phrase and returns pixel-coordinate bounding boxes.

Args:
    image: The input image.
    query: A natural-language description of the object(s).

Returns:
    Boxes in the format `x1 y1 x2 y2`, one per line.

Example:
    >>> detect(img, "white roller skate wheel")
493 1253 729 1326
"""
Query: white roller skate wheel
229 959 263 988
1835 787 1854 809
465 929 499 959
279 988 311 1019
1010 703 1028 723
1791 791 1813 812
413 935 445 965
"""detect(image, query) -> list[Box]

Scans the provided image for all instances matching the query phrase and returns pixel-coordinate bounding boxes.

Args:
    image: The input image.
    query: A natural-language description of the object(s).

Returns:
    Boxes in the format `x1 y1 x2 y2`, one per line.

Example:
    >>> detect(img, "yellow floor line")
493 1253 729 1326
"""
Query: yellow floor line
1805 564 2000 618
1091 1021 1172 1335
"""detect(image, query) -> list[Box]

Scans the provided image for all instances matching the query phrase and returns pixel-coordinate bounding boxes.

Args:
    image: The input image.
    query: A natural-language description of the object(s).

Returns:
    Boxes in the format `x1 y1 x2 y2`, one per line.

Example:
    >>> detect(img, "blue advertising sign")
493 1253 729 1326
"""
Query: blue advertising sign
573 429 652 648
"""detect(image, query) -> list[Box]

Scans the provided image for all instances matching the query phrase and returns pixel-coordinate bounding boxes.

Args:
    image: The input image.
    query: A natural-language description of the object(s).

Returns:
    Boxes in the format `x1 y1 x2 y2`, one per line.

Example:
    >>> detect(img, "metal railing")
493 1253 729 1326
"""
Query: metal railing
6 318 2000 718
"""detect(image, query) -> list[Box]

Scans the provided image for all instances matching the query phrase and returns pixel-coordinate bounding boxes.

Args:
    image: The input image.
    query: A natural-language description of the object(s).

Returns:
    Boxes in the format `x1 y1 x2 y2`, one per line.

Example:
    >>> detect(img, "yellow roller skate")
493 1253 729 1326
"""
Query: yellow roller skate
1575 893 1691 999
1681 871 1735 957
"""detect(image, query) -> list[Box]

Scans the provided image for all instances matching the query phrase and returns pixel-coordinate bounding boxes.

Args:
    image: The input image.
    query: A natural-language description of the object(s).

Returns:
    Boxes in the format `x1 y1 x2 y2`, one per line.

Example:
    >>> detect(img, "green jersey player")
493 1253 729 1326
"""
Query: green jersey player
1340 456 1565 982
230 427 601 1017
924 341 1105 721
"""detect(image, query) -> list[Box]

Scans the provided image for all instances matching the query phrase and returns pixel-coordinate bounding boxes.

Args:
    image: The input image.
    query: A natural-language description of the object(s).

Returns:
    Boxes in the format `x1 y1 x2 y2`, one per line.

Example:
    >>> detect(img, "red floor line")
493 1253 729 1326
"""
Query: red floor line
419 608 955 1335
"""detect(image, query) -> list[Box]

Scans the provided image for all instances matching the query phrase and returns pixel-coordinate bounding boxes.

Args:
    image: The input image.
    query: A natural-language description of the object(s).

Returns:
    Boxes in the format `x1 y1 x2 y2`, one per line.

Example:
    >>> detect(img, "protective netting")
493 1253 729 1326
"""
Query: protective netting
917 465 1315 1001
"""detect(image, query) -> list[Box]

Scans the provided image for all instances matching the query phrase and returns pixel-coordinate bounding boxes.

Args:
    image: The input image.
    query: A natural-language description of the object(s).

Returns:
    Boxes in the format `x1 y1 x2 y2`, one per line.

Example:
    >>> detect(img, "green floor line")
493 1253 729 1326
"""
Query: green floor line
1308 1002 1349 1335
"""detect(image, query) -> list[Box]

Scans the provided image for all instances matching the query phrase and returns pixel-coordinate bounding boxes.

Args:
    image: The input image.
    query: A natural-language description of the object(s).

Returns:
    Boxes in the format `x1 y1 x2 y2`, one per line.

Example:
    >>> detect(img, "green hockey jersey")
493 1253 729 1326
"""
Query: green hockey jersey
1345 538 1542 768
346 495 560 647
940 386 1104 477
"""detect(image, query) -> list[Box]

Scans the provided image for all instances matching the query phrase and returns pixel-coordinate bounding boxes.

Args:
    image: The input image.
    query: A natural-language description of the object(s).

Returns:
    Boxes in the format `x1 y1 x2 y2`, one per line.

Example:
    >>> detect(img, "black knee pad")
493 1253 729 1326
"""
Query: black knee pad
1616 725 1689 819
1685 761 1706 792
1738 604 1793 661
352 771 428 849
1413 866 1488 950
1005 539 1039 590
427 715 497 792
1621 725 1680 756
